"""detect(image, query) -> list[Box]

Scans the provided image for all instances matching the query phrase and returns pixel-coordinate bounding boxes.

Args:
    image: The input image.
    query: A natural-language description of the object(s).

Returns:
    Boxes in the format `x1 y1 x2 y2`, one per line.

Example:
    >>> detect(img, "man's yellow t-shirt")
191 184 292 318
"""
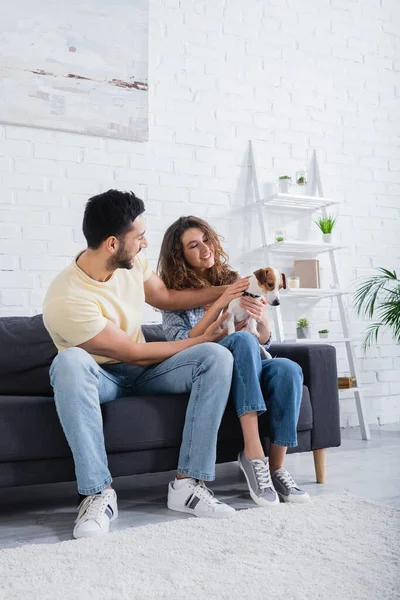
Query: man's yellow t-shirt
43 252 152 365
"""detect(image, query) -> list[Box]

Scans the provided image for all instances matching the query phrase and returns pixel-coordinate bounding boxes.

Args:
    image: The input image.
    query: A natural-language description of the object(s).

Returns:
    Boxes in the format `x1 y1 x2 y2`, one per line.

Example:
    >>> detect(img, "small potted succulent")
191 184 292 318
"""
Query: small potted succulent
296 170 307 186
276 236 284 242
297 317 310 339
315 215 336 243
318 329 329 339
278 175 291 194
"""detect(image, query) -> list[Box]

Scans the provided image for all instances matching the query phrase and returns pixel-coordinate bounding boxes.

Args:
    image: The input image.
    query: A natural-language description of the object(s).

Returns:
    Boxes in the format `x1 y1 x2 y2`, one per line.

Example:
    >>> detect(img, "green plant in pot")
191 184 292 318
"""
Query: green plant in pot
315 215 336 243
318 329 329 339
276 236 284 242
354 268 400 351
278 175 291 194
297 317 310 339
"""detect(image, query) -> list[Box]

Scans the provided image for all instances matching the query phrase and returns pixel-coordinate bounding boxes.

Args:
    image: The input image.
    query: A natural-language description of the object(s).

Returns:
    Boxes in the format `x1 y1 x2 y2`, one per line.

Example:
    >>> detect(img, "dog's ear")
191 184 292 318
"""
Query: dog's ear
254 268 271 287
280 272 287 290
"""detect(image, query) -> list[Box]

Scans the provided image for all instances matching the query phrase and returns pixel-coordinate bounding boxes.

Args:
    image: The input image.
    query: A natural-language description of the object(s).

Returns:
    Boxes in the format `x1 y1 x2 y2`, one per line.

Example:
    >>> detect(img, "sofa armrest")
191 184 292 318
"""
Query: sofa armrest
269 343 341 450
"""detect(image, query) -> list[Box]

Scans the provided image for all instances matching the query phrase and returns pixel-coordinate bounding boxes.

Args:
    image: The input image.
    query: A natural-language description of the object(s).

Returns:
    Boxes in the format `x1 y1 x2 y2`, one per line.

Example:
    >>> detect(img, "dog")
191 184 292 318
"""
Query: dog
224 268 287 359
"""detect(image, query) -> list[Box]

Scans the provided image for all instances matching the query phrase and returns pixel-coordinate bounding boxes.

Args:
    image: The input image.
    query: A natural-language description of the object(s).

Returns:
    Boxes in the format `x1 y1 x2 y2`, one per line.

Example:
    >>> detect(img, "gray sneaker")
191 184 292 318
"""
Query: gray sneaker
272 468 310 504
238 451 279 506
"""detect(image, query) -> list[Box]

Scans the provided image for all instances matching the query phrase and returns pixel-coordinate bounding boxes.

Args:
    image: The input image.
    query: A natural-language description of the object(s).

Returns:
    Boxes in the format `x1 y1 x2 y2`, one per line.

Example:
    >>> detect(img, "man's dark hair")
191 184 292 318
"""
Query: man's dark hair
82 189 145 249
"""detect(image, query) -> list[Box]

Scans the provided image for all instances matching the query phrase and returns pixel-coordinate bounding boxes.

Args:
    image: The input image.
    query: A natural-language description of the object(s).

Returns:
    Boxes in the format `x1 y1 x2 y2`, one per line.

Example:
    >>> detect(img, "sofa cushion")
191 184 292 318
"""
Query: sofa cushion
0 316 165 397
0 315 57 396
142 324 166 342
0 385 312 462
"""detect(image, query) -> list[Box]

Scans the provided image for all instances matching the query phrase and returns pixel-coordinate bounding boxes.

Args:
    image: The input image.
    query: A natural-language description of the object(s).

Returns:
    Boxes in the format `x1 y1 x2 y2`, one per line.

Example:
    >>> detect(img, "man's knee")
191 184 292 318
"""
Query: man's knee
50 347 97 381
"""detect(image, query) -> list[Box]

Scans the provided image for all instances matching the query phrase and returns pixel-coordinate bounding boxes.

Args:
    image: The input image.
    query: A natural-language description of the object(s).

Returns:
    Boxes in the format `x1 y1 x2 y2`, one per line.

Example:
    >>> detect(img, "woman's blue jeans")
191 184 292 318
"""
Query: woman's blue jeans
219 332 303 447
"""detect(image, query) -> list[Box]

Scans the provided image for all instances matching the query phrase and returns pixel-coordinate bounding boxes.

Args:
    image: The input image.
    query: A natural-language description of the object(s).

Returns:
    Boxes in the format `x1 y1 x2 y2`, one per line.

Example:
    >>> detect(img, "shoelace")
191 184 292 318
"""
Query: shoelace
253 460 274 491
75 493 110 523
274 469 297 490
188 481 221 507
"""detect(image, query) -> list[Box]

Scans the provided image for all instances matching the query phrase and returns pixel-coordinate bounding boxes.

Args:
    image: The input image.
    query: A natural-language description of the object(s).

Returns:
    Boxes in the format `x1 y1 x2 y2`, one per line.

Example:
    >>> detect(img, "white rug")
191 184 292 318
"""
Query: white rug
0 493 399 600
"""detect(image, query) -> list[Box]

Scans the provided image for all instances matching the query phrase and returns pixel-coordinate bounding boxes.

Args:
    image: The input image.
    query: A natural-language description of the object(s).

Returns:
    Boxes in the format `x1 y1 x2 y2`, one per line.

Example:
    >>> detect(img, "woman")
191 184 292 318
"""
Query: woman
158 216 310 507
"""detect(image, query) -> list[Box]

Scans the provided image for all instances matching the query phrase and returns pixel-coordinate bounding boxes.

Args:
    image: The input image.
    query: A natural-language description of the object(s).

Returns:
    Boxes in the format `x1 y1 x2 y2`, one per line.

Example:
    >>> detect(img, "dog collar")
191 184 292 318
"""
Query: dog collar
242 291 261 299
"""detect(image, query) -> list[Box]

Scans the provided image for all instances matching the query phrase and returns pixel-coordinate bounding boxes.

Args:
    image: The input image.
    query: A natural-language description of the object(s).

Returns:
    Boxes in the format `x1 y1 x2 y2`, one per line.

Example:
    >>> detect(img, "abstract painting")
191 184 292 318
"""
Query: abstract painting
0 0 149 141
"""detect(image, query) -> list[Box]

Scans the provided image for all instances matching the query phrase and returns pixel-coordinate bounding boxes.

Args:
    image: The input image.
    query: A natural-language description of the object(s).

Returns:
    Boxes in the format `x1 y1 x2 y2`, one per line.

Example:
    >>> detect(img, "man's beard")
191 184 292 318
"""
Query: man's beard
107 241 136 271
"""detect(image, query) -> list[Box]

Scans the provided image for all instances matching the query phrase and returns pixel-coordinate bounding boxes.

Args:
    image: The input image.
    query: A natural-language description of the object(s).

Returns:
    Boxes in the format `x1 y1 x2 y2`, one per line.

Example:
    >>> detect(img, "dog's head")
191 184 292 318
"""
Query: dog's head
253 268 286 306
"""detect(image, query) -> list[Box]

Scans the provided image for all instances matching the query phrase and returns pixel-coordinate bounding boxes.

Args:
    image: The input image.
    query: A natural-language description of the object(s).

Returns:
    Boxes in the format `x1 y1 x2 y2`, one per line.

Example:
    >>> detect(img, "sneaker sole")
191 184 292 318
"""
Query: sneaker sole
167 502 235 519
277 492 311 504
238 454 280 507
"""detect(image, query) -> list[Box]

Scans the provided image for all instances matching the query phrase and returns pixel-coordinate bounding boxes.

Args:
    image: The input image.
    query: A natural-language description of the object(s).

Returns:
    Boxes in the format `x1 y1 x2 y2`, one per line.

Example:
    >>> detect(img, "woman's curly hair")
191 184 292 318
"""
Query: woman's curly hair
158 216 239 290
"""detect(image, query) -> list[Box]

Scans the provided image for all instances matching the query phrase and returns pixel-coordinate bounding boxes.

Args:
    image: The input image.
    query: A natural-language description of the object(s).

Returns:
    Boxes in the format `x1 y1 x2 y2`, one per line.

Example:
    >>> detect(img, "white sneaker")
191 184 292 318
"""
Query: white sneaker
167 478 235 519
73 488 118 539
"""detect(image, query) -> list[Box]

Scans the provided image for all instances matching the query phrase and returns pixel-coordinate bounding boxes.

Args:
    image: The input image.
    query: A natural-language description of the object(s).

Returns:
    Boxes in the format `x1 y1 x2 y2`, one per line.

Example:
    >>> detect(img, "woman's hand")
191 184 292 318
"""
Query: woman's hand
215 277 250 311
239 296 266 322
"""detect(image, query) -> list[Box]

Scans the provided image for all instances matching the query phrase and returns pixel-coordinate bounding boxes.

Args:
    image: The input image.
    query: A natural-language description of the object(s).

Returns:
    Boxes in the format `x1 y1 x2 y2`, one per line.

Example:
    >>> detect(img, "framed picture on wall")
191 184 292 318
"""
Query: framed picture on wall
0 0 149 141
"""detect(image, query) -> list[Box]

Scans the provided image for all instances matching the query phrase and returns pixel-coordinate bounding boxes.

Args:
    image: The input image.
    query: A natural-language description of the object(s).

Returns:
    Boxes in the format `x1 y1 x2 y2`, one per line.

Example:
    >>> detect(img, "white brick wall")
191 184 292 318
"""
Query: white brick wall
0 0 399 426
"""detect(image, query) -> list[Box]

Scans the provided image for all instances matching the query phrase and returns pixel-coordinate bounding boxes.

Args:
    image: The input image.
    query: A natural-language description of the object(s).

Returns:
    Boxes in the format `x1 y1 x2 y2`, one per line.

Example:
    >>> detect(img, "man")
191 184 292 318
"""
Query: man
43 189 249 539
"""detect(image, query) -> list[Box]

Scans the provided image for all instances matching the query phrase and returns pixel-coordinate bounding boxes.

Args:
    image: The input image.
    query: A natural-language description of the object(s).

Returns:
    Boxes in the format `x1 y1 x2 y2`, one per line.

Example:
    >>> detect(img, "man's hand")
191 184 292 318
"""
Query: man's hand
239 296 266 322
235 319 247 332
215 278 250 310
202 312 230 343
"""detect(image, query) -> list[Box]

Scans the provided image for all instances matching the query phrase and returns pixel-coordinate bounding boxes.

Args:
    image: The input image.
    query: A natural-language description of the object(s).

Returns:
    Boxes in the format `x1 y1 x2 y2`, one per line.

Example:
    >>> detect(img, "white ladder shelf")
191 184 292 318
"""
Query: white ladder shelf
247 141 371 441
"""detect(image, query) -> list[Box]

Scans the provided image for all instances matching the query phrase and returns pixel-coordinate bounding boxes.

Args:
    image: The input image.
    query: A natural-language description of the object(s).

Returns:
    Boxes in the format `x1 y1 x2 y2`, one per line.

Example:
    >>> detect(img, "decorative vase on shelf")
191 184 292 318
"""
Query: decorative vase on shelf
296 170 307 187
323 233 332 243
278 176 291 194
296 327 310 339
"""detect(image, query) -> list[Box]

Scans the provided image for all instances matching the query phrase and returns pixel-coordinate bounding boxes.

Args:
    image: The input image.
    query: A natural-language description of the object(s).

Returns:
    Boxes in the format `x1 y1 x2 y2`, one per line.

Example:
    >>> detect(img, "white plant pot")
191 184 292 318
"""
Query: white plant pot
323 233 332 243
319 333 328 339
297 327 310 339
279 180 291 194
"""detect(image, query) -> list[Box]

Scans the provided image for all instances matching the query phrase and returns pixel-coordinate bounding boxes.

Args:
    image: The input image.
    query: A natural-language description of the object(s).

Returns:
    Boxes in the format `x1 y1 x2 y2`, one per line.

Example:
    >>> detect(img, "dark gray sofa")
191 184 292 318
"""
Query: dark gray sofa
0 315 340 489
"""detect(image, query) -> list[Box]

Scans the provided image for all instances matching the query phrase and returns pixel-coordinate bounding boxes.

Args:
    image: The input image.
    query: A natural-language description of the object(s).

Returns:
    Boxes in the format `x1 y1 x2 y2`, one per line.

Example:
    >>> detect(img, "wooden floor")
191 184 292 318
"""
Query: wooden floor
0 424 399 550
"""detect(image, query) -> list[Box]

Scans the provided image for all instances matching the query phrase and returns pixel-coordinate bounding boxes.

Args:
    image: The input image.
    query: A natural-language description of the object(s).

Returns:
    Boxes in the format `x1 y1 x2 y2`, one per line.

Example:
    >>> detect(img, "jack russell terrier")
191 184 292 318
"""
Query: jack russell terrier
224 267 287 359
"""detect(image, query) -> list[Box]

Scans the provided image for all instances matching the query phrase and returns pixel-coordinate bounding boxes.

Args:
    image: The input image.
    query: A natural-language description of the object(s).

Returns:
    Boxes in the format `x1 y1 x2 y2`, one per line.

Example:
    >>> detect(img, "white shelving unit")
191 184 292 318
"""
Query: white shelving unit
246 193 340 212
246 141 371 440
266 240 345 254
280 288 350 299
294 337 352 344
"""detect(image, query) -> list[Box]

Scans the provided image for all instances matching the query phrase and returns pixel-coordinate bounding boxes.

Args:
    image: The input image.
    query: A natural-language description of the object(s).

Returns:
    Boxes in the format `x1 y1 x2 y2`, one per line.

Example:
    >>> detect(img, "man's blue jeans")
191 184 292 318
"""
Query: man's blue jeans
219 332 303 447
50 343 234 495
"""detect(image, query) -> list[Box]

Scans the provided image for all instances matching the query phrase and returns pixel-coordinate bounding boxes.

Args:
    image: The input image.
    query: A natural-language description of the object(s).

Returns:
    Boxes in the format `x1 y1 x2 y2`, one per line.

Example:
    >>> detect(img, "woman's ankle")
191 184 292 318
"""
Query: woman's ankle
244 446 265 461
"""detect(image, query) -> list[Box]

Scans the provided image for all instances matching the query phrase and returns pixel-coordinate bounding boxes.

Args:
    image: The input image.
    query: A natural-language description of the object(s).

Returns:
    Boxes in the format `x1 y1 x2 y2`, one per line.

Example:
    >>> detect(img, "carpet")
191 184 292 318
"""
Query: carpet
0 493 399 600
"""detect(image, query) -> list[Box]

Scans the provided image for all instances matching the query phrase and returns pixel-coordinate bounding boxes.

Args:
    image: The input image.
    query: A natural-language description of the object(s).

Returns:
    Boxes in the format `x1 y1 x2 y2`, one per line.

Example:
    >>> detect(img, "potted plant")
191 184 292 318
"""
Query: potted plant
278 175 291 194
276 236 284 242
296 170 307 186
297 317 310 339
354 268 400 350
318 329 329 339
315 215 336 243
